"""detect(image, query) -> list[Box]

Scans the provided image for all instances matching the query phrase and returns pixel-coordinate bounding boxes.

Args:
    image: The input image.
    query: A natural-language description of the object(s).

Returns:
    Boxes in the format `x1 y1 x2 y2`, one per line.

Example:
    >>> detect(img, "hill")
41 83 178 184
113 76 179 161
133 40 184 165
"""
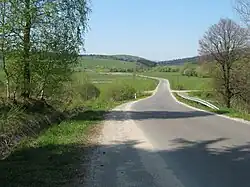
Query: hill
82 54 157 67
157 54 219 66
158 56 199 66
78 56 136 70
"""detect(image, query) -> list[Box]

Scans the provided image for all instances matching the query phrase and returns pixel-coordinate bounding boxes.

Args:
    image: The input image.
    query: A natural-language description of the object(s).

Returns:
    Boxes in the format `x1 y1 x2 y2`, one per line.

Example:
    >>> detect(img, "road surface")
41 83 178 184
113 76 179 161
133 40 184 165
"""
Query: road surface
84 78 250 187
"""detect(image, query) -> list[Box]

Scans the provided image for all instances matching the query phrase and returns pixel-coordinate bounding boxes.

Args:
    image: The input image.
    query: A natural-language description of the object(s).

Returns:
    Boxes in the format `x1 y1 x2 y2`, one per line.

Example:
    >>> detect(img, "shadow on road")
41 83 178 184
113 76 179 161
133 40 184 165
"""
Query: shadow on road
1 137 250 187
71 110 215 121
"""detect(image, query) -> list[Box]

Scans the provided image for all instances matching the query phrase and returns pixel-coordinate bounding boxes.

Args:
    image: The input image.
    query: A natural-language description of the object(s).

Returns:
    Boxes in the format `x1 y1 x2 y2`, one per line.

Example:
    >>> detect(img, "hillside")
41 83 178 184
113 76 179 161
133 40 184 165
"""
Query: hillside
79 56 136 70
158 56 199 66
157 54 219 66
82 54 157 67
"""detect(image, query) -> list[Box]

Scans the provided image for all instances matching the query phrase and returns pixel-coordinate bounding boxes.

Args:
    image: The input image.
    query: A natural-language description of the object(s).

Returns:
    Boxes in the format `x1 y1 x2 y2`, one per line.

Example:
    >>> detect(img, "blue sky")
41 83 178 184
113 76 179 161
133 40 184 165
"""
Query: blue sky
84 0 241 61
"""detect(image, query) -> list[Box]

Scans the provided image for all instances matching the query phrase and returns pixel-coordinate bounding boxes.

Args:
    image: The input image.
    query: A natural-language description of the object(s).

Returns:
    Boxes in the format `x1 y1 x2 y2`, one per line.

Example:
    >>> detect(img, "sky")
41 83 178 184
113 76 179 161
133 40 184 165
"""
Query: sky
84 0 242 61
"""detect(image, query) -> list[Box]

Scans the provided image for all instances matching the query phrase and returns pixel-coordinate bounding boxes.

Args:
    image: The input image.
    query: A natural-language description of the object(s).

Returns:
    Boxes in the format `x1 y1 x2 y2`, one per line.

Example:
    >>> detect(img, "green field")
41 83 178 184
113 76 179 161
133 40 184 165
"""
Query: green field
74 72 132 81
73 72 157 98
142 72 212 90
78 56 136 70
73 72 157 90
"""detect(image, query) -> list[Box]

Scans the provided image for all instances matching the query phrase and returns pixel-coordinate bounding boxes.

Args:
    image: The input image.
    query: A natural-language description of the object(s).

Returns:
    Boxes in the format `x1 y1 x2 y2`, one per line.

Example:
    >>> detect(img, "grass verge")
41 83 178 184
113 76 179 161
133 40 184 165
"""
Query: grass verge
173 93 250 121
0 73 158 187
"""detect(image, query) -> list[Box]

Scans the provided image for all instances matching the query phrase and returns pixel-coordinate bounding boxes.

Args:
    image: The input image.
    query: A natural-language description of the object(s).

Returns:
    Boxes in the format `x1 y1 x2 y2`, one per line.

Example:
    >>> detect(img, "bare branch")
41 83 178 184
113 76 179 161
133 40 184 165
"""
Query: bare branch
235 0 250 25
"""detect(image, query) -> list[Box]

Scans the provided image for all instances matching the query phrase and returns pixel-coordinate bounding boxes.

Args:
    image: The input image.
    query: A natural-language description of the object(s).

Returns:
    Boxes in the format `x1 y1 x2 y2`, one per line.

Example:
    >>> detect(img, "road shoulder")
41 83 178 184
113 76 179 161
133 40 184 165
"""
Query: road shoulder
83 99 184 187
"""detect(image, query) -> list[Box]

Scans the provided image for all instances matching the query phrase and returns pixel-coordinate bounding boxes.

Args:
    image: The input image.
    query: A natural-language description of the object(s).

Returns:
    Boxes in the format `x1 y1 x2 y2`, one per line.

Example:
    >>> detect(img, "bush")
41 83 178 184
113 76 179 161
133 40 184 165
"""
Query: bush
78 83 100 101
183 68 198 77
47 74 100 109
106 83 136 101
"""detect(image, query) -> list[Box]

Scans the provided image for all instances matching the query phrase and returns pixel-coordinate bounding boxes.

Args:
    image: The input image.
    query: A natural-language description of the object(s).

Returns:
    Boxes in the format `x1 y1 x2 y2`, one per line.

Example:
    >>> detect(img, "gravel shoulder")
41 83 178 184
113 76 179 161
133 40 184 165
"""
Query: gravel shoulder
82 99 184 187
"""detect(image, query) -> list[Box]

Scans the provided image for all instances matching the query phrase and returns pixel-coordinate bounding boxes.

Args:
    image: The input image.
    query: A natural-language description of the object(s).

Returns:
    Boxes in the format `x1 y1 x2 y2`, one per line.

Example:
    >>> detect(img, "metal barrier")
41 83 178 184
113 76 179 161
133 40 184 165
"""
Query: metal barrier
176 92 219 110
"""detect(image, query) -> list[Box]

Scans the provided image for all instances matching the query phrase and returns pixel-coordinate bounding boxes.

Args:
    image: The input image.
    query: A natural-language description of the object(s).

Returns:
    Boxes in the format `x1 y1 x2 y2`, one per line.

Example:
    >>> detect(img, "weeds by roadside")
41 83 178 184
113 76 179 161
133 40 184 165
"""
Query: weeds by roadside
174 93 250 121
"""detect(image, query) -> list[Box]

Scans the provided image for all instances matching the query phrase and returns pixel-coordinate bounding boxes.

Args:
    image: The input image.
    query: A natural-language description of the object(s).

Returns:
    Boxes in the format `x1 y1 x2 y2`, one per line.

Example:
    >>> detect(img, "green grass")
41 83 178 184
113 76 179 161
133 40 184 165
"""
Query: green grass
73 71 157 93
78 56 136 70
0 110 104 187
174 93 250 121
218 108 250 121
0 72 158 187
142 72 212 90
188 91 250 121
73 72 134 82
188 91 214 99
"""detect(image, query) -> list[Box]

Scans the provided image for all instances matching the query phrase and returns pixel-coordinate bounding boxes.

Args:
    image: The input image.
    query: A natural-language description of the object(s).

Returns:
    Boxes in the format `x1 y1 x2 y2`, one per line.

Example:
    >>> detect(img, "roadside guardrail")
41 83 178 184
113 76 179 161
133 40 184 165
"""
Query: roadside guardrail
176 92 219 110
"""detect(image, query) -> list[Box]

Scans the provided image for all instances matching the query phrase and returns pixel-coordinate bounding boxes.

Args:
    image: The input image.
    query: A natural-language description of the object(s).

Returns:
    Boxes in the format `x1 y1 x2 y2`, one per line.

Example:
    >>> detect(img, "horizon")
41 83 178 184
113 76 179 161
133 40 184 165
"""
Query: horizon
83 53 198 62
84 0 241 61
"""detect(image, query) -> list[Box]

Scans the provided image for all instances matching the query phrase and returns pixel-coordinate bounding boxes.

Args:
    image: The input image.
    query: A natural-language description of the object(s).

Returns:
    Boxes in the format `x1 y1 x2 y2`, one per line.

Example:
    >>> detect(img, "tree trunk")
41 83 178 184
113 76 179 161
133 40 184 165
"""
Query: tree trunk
22 0 31 98
1 55 10 99
225 62 232 108
226 94 231 108
221 62 232 108
1 1 10 99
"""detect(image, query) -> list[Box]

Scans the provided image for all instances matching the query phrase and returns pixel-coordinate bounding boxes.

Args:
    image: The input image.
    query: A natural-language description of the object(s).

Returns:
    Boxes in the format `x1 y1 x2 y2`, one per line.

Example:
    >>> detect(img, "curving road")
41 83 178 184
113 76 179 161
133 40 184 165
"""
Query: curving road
85 78 250 187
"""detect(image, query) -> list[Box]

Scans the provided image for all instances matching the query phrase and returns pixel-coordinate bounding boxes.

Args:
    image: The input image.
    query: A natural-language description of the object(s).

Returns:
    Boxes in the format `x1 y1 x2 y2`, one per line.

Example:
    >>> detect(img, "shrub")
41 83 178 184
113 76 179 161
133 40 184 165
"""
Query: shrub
106 83 136 101
183 68 198 77
78 83 100 101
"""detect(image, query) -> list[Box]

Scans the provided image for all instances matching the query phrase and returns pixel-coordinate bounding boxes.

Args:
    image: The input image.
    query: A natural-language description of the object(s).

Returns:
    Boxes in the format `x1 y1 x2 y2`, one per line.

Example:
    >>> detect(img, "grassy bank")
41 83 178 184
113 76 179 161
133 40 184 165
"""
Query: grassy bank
142 72 212 90
0 72 158 187
174 92 250 121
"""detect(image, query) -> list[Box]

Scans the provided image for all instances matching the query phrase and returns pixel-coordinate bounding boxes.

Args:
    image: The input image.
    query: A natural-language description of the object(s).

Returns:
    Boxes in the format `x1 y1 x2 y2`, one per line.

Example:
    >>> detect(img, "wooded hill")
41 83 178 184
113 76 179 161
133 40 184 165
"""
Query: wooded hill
81 54 157 68
158 56 199 66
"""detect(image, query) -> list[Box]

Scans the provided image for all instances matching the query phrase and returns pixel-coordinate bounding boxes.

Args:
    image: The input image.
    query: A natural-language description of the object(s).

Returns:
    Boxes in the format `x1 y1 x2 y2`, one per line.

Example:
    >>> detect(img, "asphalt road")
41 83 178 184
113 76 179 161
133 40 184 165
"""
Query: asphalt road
85 78 250 187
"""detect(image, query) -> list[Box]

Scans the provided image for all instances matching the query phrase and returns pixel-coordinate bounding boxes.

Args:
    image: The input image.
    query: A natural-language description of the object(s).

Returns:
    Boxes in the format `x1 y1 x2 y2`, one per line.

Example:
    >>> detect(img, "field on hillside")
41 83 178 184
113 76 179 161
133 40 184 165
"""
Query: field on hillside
78 56 136 70
142 72 212 90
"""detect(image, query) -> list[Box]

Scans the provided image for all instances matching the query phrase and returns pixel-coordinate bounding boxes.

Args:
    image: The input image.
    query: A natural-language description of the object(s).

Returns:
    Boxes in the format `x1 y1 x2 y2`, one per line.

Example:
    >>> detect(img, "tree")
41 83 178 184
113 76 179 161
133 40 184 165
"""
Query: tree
199 18 249 108
0 0 91 101
235 0 250 25
0 0 11 98
231 59 250 112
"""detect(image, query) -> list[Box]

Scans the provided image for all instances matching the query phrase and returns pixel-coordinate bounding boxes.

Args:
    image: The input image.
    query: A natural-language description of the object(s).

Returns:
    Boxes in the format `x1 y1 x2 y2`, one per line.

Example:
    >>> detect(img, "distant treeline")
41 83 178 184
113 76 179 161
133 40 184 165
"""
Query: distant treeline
158 56 199 66
109 67 148 73
81 54 157 68
157 54 226 66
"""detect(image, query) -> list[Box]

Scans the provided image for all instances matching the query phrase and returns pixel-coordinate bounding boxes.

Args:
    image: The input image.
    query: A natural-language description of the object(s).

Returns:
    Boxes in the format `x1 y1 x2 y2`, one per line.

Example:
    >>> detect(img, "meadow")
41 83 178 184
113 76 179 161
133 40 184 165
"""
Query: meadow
79 72 156 90
142 72 212 90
